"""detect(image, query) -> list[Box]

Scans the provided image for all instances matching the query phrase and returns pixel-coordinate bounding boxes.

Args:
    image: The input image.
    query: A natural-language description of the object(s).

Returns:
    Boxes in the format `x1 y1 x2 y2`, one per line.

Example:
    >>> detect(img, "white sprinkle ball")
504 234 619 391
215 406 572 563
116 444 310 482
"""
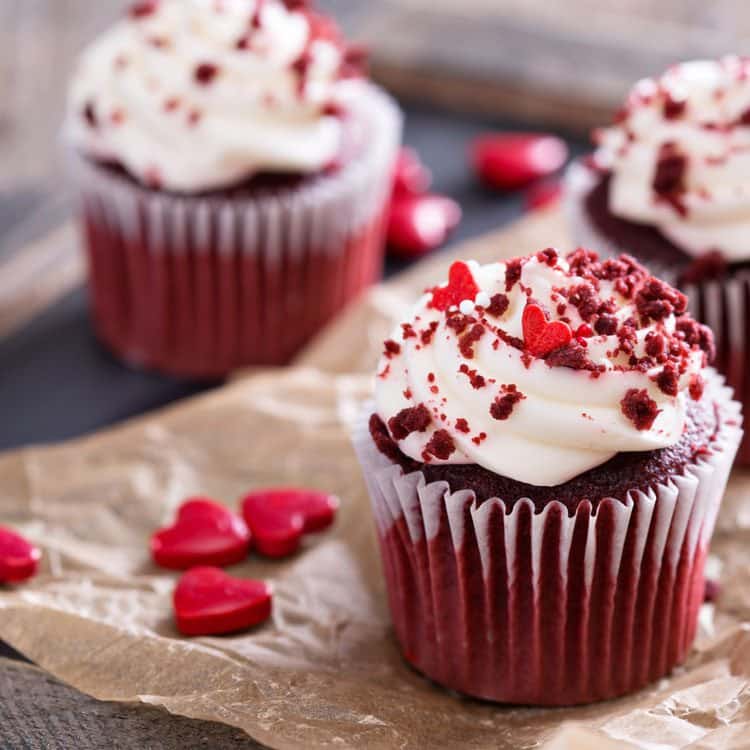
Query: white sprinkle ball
459 299 475 315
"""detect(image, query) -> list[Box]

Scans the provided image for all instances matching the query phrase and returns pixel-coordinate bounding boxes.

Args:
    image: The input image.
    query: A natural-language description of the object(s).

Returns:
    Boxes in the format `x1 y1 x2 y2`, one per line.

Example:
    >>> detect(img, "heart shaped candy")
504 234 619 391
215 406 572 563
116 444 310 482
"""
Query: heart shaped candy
173 567 272 636
241 488 339 559
522 304 572 357
151 498 251 570
387 194 461 259
471 133 568 190
0 527 41 584
428 260 479 312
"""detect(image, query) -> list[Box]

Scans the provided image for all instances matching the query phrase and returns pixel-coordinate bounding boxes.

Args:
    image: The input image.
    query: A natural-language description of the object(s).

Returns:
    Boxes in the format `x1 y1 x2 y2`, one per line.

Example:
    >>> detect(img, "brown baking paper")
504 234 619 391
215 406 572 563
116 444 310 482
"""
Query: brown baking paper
2 207 750 750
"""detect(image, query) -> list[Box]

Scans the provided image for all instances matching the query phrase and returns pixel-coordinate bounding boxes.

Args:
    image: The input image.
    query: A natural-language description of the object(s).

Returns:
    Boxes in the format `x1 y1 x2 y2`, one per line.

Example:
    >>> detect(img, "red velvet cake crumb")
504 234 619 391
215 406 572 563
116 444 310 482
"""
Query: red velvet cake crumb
486 293 509 318
455 418 471 433
505 258 523 291
689 373 705 401
459 324 485 359
676 319 715 363
621 388 660 430
445 312 472 335
383 339 401 358
654 361 680 396
594 314 618 335
636 278 687 322
490 385 525 420
422 429 456 461
459 364 486 389
536 247 558 266
194 62 219 85
83 101 98 129
388 404 432 440
545 341 597 371
653 142 688 215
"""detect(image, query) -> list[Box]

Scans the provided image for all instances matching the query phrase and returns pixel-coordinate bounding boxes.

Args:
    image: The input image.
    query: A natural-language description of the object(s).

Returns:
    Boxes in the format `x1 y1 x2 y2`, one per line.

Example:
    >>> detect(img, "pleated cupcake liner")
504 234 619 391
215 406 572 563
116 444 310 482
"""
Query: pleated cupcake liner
353 373 741 705
565 158 750 464
68 84 402 378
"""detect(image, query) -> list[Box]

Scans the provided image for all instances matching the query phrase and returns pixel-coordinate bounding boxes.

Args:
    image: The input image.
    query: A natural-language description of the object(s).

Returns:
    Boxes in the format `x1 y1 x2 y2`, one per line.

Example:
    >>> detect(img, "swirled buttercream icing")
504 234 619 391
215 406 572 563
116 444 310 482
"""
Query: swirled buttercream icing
594 57 750 262
65 0 364 192
374 249 715 486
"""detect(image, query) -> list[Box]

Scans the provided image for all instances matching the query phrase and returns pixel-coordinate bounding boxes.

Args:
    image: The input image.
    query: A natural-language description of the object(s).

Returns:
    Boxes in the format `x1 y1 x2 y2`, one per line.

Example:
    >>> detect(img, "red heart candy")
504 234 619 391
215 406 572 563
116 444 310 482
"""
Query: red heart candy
0 527 41 584
472 133 568 190
241 488 339 559
522 304 572 357
173 567 272 636
151 498 251 570
387 194 461 259
393 147 432 197
428 260 479 311
524 179 562 212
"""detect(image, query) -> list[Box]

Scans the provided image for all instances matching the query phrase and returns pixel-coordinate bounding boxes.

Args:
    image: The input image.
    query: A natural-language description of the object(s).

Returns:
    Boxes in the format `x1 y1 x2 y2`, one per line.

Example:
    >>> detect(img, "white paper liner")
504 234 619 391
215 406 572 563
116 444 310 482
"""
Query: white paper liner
67 84 402 376
353 371 742 705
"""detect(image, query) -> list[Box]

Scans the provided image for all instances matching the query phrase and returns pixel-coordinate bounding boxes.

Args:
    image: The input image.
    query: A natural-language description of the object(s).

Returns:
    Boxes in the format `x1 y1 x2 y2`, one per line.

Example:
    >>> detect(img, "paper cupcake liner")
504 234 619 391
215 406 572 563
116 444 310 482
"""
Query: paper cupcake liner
353 373 741 705
69 84 402 378
565 159 750 465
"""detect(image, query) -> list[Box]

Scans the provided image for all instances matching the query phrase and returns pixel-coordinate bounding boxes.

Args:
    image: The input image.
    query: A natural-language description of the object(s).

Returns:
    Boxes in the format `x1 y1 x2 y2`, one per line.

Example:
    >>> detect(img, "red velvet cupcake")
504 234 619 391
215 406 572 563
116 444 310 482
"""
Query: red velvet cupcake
354 249 741 705
565 57 750 462
65 0 401 378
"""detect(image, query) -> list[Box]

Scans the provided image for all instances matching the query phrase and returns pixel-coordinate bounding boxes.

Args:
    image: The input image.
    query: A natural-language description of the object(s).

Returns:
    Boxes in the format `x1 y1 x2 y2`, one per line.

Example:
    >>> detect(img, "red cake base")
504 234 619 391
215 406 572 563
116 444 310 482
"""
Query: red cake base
82 207 388 377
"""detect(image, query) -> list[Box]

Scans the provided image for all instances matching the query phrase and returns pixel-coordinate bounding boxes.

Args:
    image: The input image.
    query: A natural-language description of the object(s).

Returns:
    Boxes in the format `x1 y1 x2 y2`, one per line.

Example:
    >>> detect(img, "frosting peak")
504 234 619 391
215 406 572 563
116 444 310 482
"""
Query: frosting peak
65 0 362 192
374 249 714 486
595 57 750 262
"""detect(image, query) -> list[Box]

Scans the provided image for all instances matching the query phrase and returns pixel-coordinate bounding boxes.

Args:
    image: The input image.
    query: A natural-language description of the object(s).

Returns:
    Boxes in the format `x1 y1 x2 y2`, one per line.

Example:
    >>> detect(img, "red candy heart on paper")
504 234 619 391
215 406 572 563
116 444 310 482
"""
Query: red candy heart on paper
173 567 272 636
241 488 339 559
471 133 568 190
151 498 251 570
387 194 461 259
522 304 572 357
0 527 41 584
393 147 433 197
428 260 479 311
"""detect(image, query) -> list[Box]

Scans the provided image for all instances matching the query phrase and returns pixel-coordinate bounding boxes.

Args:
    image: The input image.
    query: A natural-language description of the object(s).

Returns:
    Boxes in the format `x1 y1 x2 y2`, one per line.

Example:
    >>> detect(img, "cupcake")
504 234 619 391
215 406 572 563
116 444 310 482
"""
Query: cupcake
65 0 401 378
565 57 750 461
353 249 741 705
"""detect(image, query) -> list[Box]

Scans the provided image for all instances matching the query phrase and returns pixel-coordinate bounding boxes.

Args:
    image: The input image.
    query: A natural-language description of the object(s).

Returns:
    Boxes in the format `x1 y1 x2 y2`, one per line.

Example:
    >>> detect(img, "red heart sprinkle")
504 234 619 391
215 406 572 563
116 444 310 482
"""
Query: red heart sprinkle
0 527 41 584
151 498 251 570
524 179 562 211
387 194 461 259
428 260 479 311
173 567 272 637
522 304 572 357
393 147 432 197
472 133 568 190
241 488 339 559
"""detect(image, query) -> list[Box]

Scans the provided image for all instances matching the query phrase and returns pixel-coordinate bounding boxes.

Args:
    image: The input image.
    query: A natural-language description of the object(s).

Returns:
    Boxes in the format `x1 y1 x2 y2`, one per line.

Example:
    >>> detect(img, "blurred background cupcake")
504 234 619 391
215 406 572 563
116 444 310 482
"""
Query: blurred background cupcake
354 249 741 705
565 57 750 461
64 0 401 378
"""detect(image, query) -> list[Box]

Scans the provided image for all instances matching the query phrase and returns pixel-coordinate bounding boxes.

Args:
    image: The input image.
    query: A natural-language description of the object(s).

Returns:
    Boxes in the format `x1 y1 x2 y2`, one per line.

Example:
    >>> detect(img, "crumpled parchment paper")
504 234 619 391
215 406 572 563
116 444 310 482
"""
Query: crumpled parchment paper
2 208 750 750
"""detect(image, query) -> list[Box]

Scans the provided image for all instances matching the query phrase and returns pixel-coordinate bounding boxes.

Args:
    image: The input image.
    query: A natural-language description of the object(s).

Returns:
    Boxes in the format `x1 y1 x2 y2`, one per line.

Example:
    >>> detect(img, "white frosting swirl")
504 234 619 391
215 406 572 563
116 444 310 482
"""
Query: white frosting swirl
374 251 709 487
65 0 350 192
596 57 750 262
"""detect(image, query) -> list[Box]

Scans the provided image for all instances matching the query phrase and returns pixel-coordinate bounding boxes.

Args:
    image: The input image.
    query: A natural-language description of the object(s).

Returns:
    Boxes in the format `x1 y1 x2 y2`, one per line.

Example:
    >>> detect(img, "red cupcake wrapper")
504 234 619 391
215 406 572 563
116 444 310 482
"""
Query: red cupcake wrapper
69 85 402 378
565 160 750 464
353 372 741 705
